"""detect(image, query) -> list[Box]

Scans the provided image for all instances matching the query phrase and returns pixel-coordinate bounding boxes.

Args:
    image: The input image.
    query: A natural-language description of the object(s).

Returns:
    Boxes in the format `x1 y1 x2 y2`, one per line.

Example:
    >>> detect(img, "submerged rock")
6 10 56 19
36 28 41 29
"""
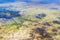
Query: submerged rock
57 16 60 19
53 21 60 24
52 28 58 32
35 28 46 35
36 13 46 19
43 22 51 26
50 8 58 10
0 9 21 19
31 27 52 40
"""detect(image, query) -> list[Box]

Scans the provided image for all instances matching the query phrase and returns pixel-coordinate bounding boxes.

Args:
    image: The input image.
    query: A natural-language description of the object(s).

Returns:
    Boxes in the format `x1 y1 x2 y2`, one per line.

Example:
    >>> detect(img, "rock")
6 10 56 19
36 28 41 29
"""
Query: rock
58 16 60 19
32 27 52 40
52 28 57 32
35 28 46 36
53 21 60 24
57 27 60 30
43 22 51 26
36 13 46 19
50 8 58 10
0 9 21 19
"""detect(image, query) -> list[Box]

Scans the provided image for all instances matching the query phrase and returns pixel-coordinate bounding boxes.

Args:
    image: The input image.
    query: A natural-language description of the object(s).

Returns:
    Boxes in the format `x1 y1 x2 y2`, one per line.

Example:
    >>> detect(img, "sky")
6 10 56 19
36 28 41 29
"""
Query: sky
0 0 60 4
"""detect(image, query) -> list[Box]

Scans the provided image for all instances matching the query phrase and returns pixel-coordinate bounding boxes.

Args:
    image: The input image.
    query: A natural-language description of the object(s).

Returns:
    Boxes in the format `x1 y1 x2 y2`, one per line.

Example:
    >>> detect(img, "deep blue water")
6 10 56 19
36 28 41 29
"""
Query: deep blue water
0 0 15 3
0 0 60 4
